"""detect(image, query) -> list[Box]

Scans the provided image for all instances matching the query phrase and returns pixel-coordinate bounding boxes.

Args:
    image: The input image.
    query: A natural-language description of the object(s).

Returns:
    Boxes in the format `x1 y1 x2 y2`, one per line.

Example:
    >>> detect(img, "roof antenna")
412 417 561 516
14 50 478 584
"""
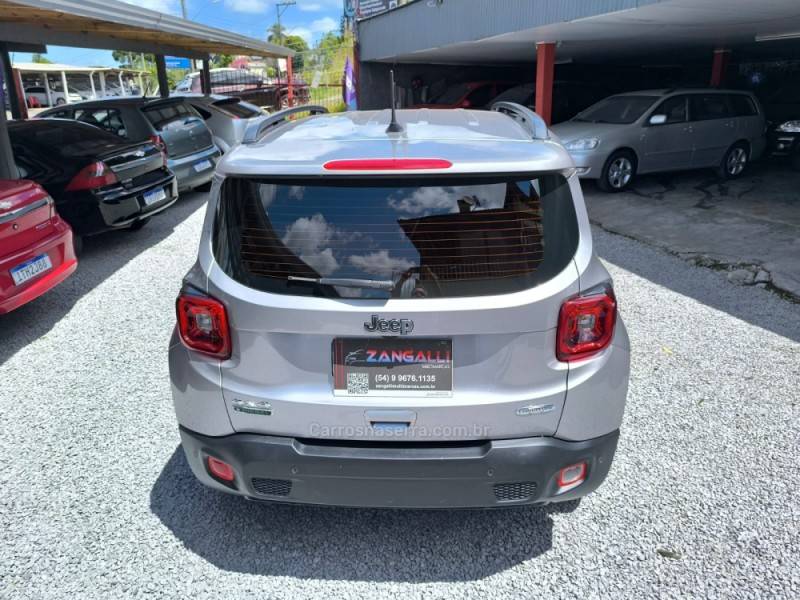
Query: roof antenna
386 69 404 134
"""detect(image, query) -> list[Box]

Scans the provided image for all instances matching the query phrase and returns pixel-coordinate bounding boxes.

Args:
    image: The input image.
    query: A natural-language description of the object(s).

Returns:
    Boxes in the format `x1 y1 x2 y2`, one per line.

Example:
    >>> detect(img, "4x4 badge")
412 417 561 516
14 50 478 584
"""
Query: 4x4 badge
364 314 414 335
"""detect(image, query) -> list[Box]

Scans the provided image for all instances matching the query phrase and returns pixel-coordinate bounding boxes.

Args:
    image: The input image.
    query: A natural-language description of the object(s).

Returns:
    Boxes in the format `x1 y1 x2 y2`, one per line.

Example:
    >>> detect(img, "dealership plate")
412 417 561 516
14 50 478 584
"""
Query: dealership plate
193 159 212 173
332 338 452 398
10 253 52 286
143 187 167 206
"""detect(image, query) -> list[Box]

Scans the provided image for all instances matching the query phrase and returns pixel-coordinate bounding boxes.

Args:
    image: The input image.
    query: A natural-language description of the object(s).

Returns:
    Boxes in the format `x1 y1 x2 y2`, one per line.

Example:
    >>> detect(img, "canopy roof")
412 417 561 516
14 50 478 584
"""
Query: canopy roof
0 0 292 60
13 62 144 73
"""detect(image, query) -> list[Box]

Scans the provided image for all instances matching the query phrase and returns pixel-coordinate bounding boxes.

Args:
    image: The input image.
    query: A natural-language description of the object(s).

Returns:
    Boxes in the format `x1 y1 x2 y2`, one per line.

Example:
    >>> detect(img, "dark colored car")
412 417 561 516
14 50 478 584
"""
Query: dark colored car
174 69 310 111
763 83 800 169
412 81 514 109
8 119 178 248
36 97 220 191
0 179 77 314
490 81 613 124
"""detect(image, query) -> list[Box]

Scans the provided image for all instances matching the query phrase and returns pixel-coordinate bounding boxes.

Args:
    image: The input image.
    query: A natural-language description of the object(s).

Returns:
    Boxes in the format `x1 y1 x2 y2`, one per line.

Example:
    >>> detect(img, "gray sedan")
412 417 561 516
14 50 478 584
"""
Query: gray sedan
552 89 766 192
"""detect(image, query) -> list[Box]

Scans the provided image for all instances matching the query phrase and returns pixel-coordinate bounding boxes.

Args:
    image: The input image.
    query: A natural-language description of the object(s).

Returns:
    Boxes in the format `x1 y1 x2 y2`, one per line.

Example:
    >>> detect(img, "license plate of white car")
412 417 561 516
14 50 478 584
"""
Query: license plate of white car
193 160 212 173
11 253 53 286
143 187 166 206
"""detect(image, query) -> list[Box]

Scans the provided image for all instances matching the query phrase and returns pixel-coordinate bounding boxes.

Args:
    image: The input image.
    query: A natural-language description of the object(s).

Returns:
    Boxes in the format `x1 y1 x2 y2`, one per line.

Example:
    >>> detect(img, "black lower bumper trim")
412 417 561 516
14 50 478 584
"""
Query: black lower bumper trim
179 426 620 509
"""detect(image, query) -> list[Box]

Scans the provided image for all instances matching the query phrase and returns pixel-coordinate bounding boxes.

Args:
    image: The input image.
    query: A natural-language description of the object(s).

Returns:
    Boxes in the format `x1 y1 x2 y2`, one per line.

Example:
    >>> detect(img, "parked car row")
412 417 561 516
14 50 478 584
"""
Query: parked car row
417 78 800 190
1 94 269 314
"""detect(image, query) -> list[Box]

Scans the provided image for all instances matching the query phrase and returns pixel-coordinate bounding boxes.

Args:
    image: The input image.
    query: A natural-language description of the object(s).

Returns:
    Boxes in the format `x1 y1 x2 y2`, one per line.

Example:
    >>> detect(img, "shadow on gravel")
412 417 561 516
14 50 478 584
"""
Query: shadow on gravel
0 192 207 366
592 225 800 345
151 447 562 582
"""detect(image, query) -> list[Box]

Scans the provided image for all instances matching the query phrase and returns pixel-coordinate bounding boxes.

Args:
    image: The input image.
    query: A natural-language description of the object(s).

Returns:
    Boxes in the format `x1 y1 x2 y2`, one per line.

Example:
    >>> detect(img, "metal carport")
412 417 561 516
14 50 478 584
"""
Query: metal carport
357 0 800 121
0 0 293 179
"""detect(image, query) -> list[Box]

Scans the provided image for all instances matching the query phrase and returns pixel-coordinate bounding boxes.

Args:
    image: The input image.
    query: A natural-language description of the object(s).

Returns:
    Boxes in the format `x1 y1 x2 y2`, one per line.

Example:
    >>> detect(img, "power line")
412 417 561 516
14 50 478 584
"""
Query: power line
276 1 296 46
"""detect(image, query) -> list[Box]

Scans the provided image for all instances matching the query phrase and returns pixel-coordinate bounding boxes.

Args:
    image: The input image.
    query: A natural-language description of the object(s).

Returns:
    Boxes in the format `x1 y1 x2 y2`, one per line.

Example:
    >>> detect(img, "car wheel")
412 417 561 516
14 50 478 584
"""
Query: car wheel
598 150 636 192
127 217 150 232
55 98 66 106
717 143 748 179
72 234 83 257
280 96 290 109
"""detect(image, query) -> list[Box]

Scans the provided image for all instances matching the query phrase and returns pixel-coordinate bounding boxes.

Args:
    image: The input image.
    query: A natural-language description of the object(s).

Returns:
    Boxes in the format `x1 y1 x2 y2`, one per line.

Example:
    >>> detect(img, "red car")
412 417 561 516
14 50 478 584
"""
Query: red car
412 81 514 109
0 179 77 314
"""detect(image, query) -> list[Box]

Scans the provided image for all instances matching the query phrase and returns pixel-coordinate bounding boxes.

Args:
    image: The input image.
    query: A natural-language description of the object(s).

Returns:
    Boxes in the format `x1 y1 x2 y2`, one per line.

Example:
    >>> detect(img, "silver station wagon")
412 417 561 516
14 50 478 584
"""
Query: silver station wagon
169 102 631 508
552 89 766 191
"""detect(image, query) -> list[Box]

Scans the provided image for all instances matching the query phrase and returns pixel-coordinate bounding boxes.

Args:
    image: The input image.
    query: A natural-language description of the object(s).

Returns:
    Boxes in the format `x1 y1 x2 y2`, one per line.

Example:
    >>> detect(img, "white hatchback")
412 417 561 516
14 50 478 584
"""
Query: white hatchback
169 103 630 508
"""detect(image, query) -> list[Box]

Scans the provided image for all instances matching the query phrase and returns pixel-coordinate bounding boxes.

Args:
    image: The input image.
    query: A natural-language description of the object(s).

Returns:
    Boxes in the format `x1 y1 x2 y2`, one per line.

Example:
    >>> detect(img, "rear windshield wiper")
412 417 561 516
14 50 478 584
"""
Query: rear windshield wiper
287 276 395 291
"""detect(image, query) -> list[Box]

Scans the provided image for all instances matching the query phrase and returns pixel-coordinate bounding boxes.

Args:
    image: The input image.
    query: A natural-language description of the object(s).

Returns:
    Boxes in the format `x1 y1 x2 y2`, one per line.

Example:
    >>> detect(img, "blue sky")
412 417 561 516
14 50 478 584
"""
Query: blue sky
11 0 343 67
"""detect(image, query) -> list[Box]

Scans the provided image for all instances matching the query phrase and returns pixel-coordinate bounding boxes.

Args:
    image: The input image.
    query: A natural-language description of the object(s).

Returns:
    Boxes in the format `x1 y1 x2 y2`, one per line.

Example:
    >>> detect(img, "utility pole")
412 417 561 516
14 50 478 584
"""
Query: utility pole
179 0 196 71
275 1 295 92
275 1 295 46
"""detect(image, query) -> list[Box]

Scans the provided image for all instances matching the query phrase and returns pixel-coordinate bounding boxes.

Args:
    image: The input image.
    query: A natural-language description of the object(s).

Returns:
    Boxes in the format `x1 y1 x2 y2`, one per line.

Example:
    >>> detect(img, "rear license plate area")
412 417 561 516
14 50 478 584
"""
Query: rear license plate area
143 187 167 206
193 159 212 173
332 338 452 398
11 253 52 286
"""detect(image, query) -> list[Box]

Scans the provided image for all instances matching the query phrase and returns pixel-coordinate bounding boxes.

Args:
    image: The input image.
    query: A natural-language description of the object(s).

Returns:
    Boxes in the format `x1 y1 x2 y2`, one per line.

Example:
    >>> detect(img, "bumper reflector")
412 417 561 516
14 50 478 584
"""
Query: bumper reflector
556 462 587 494
207 456 235 483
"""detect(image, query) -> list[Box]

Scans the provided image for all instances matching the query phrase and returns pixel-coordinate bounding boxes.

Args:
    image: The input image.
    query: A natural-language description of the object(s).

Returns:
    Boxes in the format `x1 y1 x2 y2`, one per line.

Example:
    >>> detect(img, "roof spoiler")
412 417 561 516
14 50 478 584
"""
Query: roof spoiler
243 104 329 144
490 101 549 140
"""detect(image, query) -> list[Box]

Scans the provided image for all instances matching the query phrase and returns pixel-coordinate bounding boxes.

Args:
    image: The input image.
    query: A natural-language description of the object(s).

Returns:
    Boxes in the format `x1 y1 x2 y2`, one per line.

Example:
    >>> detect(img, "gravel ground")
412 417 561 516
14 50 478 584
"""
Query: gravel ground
1 191 798 599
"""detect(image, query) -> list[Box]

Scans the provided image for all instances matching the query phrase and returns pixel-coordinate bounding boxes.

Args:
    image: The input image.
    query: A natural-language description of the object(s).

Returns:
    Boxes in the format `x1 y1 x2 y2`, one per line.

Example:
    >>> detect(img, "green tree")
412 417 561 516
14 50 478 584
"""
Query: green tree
281 35 309 71
214 54 234 68
31 53 52 64
267 23 309 71
266 23 287 44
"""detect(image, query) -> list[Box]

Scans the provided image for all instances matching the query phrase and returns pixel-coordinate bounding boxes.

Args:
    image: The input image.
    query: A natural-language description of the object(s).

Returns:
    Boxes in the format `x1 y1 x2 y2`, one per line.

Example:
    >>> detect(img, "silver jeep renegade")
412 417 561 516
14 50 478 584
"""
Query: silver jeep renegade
169 102 630 508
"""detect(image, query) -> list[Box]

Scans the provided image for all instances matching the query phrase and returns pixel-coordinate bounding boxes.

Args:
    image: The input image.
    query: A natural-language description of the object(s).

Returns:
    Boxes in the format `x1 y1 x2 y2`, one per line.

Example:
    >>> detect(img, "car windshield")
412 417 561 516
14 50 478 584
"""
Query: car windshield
435 83 471 104
573 95 658 124
213 174 579 299
493 85 534 105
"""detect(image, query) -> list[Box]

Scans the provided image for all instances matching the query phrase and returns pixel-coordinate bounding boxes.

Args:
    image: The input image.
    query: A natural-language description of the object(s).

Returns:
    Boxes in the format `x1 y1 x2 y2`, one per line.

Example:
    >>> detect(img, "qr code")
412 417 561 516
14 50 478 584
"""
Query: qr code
347 372 370 395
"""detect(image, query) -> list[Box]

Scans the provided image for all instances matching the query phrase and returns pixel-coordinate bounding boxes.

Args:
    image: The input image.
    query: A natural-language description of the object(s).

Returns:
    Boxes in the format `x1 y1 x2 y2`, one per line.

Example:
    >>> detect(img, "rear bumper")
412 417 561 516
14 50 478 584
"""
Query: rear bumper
96 176 178 232
179 426 619 508
0 220 77 314
168 146 221 191
62 174 178 236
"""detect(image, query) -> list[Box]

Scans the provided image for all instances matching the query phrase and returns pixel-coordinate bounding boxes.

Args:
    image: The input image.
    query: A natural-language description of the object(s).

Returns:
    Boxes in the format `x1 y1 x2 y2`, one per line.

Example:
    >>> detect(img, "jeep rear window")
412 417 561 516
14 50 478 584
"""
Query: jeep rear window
213 174 579 299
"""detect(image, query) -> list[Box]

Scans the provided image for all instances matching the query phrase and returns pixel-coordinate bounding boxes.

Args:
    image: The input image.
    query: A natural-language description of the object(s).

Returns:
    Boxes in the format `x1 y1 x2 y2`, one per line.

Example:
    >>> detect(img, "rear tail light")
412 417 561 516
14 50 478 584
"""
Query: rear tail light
176 290 231 359
206 456 235 483
323 158 453 170
556 288 617 361
65 161 118 191
460 99 472 108
556 462 587 494
149 134 168 167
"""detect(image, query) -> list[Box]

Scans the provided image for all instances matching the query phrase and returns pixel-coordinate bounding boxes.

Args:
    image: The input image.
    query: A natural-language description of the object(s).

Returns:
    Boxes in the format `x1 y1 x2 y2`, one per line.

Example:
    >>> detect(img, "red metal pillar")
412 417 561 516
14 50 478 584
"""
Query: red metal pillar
286 56 294 107
710 49 730 88
535 42 556 125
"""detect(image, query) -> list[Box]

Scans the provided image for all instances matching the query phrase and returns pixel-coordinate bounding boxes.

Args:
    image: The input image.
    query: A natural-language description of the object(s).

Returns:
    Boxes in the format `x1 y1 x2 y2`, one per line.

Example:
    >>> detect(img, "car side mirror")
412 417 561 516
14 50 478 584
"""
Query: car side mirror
649 114 667 126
